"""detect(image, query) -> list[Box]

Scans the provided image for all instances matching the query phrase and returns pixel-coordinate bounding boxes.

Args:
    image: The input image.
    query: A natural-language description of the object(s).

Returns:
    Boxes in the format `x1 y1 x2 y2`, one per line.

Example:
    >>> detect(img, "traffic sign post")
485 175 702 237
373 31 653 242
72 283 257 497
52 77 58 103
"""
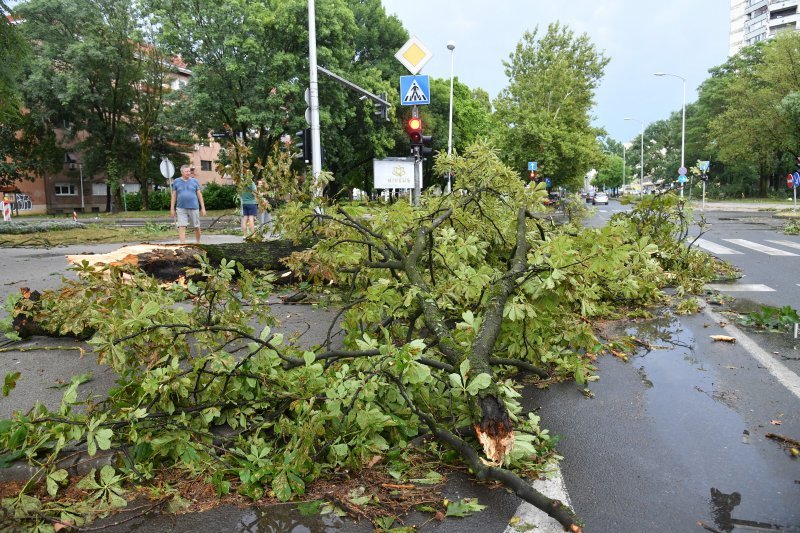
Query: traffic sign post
528 161 538 171
789 172 799 212
678 166 687 200
160 158 175 188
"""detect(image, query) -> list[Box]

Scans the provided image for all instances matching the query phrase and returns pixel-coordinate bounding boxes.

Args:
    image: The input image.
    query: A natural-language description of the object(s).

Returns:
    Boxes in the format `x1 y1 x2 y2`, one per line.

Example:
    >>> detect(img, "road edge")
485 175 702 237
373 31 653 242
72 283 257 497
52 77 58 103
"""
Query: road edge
704 306 800 400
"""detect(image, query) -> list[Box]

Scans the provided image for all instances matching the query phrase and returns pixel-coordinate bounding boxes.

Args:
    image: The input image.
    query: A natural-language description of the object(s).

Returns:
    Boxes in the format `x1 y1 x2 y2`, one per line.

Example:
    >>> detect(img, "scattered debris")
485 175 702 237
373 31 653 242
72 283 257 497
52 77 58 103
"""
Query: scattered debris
710 335 736 343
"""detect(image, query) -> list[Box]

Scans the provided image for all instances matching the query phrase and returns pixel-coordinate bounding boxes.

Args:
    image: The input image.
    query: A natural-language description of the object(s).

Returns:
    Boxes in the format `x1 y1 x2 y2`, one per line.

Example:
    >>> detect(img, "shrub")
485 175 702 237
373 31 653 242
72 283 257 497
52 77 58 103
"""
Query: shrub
201 182 238 210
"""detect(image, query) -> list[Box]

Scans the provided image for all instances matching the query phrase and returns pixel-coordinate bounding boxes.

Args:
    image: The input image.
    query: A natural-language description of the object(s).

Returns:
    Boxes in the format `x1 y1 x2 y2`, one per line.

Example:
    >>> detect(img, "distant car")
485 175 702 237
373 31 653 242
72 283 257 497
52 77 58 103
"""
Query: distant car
593 192 609 205
585 192 595 203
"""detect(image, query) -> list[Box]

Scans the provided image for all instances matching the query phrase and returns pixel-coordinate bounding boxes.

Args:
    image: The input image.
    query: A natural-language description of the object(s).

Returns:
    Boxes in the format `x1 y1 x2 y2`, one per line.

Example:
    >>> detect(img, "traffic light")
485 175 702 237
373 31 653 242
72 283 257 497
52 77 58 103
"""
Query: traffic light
407 117 423 146
374 93 390 122
295 128 311 164
421 135 433 157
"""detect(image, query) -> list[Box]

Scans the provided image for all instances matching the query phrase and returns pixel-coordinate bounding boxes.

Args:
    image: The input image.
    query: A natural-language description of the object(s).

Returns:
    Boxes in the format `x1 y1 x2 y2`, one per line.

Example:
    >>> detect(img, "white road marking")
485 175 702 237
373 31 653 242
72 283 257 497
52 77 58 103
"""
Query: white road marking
694 238 743 255
506 469 573 533
766 240 800 252
704 307 800 400
723 239 798 256
706 283 775 292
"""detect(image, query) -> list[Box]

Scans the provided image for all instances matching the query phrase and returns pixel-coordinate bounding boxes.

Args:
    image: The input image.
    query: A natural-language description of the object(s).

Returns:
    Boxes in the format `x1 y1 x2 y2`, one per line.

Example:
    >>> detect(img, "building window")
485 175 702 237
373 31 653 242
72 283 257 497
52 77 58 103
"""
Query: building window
92 183 107 196
200 160 212 171
55 183 77 196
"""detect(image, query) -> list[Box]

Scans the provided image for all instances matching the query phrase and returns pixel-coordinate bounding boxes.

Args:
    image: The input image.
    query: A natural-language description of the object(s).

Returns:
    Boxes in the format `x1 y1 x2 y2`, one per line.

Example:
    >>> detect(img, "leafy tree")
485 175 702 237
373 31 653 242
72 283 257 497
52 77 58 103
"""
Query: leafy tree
706 33 800 195
144 0 407 197
594 153 623 191
0 1 28 121
424 77 495 189
493 22 609 190
16 0 147 211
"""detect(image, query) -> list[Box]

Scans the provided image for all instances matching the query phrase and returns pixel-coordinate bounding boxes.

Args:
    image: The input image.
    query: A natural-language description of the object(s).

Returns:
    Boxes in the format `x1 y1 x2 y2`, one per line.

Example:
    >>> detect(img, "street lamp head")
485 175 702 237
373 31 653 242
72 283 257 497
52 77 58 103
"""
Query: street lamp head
447 40 455 51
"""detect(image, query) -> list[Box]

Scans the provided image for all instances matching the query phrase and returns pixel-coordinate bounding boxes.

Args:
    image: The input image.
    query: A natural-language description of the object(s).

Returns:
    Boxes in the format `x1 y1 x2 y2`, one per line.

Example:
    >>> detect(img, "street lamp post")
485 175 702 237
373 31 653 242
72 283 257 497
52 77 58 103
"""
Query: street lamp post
624 118 644 193
446 40 456 194
622 142 632 196
654 72 686 199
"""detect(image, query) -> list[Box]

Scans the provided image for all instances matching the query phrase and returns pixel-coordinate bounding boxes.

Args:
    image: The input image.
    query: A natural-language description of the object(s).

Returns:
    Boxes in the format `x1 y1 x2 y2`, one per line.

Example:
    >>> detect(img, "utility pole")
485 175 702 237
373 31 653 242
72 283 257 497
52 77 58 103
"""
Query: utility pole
307 0 322 193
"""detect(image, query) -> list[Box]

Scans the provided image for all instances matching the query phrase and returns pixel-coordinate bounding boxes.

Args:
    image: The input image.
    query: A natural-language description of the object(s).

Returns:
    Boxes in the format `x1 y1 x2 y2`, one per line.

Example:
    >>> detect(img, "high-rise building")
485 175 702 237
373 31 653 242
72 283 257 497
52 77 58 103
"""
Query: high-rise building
730 0 800 55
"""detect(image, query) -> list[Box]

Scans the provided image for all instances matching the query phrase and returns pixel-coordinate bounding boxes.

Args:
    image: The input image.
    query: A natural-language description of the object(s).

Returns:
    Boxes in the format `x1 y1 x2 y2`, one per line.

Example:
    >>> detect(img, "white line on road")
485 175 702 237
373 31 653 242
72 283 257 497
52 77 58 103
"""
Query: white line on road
694 238 743 255
704 307 800 400
506 469 573 533
766 240 800 252
706 283 775 292
723 239 798 256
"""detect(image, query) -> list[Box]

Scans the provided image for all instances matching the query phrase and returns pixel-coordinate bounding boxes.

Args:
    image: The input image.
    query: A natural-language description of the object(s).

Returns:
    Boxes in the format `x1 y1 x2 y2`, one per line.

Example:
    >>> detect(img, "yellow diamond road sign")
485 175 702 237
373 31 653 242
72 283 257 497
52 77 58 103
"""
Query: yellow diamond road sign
395 36 433 75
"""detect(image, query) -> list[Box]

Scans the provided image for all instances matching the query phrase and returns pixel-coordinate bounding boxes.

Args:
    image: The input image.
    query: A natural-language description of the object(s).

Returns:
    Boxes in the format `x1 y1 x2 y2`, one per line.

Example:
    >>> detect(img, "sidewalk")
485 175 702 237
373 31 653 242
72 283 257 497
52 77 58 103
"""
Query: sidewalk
689 199 799 213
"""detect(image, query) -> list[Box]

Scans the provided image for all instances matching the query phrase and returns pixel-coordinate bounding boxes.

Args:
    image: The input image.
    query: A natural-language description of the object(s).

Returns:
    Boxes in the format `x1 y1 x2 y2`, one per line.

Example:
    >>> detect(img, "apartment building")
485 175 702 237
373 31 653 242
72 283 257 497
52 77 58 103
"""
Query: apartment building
730 0 800 55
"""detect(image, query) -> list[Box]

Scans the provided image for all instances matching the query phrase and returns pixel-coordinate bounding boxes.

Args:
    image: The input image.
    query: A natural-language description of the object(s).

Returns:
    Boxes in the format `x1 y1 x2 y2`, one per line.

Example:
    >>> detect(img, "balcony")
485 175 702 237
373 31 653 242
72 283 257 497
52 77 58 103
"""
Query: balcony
769 0 800 10
745 0 769 14
769 12 799 26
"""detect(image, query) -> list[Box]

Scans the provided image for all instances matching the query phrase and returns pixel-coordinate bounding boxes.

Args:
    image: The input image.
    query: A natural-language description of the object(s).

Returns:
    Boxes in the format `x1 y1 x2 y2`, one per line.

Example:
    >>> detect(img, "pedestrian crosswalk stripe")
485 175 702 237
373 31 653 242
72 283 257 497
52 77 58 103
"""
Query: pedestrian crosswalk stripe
695 238 742 255
766 240 800 251
723 239 798 256
706 283 775 292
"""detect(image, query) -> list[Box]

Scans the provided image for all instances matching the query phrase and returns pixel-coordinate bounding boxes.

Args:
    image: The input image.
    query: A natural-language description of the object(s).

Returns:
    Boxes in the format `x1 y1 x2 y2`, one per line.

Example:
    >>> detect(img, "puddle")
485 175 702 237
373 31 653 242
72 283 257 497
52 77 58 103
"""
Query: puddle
604 312 800 531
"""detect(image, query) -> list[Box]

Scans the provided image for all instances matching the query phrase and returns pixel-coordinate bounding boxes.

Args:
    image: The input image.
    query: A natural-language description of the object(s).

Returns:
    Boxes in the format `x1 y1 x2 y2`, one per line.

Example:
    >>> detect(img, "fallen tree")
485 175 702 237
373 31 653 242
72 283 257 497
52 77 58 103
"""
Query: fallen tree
1 142 718 531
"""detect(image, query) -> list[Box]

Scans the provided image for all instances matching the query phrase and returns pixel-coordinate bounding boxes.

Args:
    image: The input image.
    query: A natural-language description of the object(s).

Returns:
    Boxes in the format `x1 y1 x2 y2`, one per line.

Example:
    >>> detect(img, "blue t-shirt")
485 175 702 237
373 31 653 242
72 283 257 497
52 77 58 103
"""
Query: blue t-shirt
173 178 200 209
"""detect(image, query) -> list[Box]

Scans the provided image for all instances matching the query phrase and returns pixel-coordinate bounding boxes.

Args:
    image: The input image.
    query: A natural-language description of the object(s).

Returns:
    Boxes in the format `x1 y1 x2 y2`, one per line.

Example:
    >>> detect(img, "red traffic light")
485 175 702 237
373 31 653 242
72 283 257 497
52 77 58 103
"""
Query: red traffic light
407 117 423 145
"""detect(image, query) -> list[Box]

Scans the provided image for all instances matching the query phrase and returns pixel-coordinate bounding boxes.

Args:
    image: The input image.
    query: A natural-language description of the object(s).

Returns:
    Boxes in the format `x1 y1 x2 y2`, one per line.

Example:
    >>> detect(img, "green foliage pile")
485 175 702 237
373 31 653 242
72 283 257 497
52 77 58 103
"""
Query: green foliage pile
739 305 799 331
784 219 800 235
0 221 84 235
0 144 719 530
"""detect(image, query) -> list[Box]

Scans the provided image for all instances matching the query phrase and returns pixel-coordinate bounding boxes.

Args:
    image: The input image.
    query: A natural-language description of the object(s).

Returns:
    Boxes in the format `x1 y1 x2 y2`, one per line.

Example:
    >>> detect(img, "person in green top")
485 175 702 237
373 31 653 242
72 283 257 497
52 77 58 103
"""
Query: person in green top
240 181 258 237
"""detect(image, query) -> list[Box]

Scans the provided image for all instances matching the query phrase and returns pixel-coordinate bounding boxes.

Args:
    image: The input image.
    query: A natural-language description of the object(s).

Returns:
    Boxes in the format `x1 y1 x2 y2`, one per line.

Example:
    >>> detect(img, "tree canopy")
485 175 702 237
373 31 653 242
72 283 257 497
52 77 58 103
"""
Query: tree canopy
493 22 609 191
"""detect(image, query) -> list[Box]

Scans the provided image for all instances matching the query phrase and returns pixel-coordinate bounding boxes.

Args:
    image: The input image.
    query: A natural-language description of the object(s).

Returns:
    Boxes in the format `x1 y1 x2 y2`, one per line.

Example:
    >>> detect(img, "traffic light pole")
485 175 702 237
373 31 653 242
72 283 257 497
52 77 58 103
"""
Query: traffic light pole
307 0 322 194
412 106 421 206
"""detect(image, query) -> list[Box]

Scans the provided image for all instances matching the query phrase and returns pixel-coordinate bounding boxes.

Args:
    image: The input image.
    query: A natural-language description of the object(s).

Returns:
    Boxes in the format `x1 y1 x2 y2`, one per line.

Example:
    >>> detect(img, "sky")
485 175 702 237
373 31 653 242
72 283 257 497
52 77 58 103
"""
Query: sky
381 0 731 143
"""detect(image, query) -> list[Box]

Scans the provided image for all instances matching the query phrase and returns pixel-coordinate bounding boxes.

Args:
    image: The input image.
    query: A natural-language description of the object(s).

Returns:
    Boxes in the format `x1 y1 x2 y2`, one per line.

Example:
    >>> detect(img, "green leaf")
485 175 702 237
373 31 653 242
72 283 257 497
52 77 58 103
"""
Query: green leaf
92 428 113 451
465 373 492 396
448 373 463 390
76 469 100 491
445 497 487 517
46 469 68 497
410 470 443 485
303 351 316 366
272 471 292 501
297 500 323 516
3 372 20 396
459 359 471 379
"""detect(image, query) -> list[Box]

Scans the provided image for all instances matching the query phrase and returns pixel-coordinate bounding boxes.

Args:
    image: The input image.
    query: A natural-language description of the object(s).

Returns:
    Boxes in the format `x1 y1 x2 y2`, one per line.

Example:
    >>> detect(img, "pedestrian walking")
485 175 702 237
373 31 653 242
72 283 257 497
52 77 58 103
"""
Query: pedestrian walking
240 181 258 237
170 164 206 244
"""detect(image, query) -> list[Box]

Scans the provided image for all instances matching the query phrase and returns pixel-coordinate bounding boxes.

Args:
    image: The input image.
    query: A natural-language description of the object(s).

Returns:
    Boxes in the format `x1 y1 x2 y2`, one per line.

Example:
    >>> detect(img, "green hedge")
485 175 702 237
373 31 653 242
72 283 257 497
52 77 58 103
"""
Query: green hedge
0 221 85 235
118 184 238 212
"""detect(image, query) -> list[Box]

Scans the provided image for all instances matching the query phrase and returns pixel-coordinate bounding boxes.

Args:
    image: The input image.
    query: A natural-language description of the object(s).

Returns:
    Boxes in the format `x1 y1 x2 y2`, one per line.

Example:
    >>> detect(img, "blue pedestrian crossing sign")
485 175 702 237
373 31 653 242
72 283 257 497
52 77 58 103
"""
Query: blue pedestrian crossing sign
400 75 430 106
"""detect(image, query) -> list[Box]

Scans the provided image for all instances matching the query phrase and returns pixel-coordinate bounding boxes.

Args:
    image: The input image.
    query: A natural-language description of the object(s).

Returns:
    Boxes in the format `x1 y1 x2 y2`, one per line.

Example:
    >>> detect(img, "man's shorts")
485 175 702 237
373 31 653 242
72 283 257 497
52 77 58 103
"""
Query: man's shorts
176 208 200 228
242 203 258 216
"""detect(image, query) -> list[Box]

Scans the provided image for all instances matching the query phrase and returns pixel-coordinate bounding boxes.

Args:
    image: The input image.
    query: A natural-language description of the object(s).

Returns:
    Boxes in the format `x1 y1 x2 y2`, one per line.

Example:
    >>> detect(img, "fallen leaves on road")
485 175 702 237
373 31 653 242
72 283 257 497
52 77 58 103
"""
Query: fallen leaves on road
710 335 736 343
770 420 782 426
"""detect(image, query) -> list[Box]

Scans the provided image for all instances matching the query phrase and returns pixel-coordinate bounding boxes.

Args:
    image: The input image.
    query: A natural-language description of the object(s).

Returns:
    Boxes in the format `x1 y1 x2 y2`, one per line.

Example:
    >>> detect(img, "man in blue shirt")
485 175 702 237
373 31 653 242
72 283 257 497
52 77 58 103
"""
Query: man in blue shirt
170 164 207 244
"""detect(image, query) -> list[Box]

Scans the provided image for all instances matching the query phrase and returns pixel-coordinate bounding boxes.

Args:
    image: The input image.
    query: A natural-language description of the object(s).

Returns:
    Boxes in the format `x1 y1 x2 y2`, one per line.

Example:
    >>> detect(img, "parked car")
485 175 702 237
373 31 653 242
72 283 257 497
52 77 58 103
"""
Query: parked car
593 192 609 205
